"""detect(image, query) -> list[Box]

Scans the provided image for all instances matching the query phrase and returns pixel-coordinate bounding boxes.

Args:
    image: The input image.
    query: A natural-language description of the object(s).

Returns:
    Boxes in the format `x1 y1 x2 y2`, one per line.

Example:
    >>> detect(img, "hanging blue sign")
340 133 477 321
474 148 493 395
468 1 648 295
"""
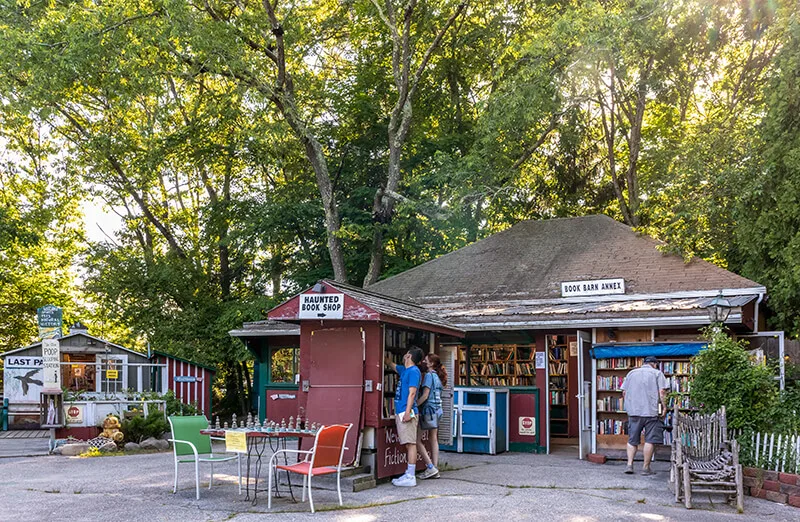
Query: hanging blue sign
174 375 198 383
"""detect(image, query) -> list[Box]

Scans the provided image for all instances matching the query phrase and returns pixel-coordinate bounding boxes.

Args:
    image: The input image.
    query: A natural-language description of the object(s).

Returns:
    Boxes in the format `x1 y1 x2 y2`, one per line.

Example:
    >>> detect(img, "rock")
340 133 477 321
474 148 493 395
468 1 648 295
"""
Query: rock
160 432 171 441
140 438 170 451
60 443 90 456
140 437 160 450
124 442 141 451
99 441 118 453
52 446 63 455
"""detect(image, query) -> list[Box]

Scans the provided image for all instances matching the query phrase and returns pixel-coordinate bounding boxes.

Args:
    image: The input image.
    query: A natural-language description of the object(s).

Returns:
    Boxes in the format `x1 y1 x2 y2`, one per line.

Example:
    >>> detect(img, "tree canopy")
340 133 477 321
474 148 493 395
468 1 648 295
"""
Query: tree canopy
1 0 799 413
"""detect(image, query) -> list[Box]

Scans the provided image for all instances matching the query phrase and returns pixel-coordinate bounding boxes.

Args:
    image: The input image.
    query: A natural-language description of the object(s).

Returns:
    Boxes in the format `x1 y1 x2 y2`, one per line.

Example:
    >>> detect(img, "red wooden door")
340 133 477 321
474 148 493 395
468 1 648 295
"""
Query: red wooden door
306 327 364 464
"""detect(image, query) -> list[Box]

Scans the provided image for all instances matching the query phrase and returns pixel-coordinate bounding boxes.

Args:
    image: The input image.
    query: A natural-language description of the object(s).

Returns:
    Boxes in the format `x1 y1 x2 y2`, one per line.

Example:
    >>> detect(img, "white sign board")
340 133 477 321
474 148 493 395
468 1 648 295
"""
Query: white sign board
535 352 546 370
299 292 344 319
65 404 84 424
519 416 536 436
561 278 625 297
42 338 61 392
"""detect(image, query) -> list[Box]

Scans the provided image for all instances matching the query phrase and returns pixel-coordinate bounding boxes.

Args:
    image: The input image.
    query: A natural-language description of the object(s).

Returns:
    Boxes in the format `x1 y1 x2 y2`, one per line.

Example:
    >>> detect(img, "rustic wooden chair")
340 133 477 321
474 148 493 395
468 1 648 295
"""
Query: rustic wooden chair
670 405 743 511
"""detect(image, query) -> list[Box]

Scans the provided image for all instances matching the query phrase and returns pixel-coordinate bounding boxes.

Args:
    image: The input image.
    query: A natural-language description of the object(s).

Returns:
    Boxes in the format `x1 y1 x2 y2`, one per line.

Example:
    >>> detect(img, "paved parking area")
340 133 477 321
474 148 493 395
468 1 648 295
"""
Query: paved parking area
1 447 797 521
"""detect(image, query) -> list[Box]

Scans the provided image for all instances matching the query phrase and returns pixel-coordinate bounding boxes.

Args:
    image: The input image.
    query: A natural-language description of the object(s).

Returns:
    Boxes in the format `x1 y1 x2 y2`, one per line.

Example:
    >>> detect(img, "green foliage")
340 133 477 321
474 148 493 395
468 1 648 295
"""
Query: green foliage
162 390 198 417
734 21 800 337
691 328 778 431
1 1 799 417
121 411 170 444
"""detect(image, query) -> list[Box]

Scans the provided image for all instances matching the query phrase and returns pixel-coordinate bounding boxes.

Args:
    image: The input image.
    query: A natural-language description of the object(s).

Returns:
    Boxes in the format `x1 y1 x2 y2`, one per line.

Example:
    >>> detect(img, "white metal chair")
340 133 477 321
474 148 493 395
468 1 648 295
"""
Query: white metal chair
167 415 242 500
267 423 352 513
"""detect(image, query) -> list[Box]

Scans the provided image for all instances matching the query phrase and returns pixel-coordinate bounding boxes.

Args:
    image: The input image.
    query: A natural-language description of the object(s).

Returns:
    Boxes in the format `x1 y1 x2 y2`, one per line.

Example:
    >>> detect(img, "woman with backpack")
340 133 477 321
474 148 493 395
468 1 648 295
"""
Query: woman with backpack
416 353 447 479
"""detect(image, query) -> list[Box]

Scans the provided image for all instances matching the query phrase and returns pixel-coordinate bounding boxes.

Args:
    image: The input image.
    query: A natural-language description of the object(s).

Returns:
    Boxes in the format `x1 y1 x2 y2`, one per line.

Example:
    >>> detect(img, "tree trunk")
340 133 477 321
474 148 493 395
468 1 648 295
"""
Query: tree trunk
241 361 253 412
234 361 247 415
276 95 349 283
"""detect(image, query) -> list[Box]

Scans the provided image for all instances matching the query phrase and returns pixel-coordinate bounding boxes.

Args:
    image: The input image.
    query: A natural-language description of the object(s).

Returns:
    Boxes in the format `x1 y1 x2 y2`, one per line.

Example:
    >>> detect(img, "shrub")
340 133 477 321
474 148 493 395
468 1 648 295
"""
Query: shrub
122 411 170 443
163 390 199 417
691 328 778 431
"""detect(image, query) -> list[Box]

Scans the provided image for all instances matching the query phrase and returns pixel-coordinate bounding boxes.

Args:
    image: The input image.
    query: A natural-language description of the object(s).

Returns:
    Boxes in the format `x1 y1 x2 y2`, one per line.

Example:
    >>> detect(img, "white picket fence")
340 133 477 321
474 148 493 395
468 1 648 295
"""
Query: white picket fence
730 429 800 474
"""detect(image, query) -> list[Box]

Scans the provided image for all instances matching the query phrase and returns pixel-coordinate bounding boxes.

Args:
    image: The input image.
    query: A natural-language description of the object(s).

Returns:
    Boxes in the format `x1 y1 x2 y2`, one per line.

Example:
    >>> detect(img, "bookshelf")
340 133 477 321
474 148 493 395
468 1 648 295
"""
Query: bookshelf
382 326 430 419
595 356 697 447
548 335 570 437
458 344 536 387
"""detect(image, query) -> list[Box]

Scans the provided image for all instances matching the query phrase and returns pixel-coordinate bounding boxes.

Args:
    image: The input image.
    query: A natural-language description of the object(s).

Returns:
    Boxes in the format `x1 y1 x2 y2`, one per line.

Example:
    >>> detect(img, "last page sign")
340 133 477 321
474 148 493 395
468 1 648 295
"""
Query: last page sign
299 293 344 319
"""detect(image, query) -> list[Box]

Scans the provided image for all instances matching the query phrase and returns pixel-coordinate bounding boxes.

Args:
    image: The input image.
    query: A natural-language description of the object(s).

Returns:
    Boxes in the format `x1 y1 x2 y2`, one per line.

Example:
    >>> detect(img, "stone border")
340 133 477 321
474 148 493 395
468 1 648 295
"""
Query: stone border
743 467 800 507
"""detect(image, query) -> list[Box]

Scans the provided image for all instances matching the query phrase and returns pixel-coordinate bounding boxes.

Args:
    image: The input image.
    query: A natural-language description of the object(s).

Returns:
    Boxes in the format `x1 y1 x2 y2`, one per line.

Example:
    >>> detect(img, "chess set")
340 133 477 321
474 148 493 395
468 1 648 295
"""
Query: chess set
213 412 320 434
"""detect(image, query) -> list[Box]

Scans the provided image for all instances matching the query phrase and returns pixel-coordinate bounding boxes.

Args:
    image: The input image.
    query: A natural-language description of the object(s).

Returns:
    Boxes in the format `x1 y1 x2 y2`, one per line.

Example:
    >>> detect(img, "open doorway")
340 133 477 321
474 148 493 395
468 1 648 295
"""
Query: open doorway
546 334 578 452
545 331 593 458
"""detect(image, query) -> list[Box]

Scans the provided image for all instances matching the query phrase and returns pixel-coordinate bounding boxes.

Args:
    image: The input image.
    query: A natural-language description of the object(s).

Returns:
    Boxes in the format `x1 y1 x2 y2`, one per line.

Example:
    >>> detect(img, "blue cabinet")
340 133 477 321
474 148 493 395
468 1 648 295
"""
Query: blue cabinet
441 387 509 454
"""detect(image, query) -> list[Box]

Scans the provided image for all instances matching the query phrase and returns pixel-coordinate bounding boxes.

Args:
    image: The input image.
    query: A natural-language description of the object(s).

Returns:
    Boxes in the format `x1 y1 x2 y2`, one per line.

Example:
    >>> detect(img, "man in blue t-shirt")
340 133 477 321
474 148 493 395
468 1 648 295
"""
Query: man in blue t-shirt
385 346 424 487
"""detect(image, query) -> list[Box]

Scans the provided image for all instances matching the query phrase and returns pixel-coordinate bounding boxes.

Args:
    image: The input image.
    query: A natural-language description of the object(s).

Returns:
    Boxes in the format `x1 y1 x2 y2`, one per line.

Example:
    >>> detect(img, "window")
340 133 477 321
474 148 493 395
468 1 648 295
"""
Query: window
96 355 128 393
270 347 298 384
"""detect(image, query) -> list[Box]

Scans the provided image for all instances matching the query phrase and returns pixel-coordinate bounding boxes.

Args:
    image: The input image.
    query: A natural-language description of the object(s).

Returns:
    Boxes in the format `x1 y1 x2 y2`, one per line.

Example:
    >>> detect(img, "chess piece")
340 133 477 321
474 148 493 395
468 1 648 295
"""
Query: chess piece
247 412 253 428
231 413 237 429
223 421 229 429
296 414 303 430
215 416 221 430
280 418 286 430
288 416 295 431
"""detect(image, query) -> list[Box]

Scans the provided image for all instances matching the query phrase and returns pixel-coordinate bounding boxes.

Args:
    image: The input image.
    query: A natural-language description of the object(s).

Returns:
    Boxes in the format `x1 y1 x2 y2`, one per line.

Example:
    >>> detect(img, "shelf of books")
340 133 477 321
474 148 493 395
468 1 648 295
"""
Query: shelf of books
457 344 536 387
548 335 570 437
595 356 697 448
382 326 430 419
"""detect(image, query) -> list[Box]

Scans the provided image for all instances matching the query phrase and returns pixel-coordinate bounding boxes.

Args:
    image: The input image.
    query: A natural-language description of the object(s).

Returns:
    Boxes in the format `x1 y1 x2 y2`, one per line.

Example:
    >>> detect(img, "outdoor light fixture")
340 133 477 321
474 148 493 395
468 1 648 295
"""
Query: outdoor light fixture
705 292 732 323
312 282 326 293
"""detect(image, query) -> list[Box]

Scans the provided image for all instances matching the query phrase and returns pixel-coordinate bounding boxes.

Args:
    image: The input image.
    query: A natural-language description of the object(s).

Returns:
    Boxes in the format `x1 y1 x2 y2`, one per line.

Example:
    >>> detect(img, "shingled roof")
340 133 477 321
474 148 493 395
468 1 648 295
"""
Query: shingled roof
368 215 763 304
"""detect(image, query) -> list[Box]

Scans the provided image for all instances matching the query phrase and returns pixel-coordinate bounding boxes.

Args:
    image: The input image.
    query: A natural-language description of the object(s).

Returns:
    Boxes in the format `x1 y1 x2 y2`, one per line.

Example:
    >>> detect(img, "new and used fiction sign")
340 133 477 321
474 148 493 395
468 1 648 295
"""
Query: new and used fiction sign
299 292 344 319
561 278 625 298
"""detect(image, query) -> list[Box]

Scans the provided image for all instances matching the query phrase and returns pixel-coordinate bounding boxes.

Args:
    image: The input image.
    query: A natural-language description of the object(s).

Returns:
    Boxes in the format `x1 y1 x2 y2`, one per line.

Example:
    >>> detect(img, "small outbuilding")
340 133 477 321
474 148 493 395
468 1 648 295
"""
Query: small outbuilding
1 324 214 434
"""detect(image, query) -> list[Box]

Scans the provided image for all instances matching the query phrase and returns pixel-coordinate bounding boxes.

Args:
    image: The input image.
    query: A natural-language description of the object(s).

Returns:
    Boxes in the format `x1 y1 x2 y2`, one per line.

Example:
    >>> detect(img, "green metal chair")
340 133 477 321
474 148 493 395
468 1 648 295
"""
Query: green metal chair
168 415 242 500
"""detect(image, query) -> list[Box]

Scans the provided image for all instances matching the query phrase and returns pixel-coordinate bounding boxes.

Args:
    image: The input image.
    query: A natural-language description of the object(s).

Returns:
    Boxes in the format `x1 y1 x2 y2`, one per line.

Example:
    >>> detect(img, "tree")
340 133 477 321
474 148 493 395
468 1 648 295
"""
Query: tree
362 0 466 285
735 20 800 336
0 119 84 349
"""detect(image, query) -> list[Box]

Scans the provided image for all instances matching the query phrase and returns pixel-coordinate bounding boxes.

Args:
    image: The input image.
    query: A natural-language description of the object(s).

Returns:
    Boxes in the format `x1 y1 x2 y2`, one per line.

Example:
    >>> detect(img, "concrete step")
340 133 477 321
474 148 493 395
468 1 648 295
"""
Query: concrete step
278 468 376 492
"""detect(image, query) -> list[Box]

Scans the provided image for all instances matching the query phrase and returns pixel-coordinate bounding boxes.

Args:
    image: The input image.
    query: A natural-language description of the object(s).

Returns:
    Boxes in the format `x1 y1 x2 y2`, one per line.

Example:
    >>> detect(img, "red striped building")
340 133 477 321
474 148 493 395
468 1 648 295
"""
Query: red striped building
150 351 215 417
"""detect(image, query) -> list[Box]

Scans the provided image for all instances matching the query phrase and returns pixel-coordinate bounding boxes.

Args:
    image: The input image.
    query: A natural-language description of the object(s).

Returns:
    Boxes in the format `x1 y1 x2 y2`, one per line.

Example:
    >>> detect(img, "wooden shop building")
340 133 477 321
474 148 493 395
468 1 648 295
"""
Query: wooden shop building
233 214 780 464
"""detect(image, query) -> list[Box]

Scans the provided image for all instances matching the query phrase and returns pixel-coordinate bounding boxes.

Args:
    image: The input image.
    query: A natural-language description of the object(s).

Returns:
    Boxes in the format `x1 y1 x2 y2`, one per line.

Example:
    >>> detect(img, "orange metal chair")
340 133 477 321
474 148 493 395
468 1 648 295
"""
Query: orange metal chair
267 424 353 513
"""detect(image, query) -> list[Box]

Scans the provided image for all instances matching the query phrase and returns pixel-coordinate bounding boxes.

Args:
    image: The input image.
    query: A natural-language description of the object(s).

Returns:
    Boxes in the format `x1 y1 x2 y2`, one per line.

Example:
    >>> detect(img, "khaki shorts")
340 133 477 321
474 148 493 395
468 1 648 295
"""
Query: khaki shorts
396 415 419 445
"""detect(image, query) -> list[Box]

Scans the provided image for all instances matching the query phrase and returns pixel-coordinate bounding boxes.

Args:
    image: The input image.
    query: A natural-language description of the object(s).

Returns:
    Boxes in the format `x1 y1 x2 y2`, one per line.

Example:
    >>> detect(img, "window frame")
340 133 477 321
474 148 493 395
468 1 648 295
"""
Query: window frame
267 346 299 389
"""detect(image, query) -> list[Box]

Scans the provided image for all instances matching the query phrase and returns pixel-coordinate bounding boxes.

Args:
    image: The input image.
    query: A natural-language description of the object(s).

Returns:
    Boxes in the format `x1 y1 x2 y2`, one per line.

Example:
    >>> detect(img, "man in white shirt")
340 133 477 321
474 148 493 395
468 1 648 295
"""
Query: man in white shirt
621 356 668 475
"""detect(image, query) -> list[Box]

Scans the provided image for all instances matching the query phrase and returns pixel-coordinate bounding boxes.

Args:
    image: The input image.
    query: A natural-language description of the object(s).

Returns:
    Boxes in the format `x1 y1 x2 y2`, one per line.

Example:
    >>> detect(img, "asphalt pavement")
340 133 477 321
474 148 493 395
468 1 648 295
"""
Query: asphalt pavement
0 445 796 521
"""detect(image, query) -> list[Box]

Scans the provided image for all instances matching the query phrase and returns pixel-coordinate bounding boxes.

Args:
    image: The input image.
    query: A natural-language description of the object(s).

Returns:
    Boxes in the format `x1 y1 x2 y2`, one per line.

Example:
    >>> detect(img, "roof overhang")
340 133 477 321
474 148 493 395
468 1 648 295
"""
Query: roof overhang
267 280 464 338
426 294 758 332
228 320 301 338
1 333 143 358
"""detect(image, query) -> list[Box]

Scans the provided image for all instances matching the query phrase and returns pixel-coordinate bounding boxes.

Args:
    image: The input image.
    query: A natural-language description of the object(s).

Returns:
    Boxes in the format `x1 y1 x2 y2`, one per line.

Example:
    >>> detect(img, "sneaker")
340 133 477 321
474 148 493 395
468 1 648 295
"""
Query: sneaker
641 468 655 476
418 466 440 480
392 473 416 487
624 465 634 474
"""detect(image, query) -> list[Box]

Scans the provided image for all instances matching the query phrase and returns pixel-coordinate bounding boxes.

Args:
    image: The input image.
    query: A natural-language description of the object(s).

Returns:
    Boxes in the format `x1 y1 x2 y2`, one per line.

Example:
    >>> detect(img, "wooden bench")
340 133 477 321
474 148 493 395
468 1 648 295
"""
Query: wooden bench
670 405 743 511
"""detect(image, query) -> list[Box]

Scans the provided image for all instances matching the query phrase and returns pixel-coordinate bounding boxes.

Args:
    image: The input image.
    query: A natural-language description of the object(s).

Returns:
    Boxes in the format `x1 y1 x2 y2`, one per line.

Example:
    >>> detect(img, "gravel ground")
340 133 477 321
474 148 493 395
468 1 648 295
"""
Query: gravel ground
0 445 796 521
